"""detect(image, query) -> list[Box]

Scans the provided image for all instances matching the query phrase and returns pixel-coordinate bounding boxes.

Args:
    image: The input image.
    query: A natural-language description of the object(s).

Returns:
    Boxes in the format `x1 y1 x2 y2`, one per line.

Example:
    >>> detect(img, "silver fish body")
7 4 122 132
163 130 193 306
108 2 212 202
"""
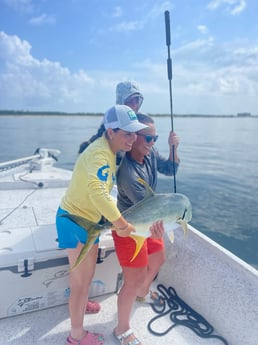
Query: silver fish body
122 192 192 238
60 178 192 269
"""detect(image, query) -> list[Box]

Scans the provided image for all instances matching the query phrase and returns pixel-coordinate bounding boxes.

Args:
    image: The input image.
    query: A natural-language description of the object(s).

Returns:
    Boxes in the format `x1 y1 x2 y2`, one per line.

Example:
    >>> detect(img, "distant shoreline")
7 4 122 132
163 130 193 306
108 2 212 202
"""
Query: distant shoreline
0 111 257 118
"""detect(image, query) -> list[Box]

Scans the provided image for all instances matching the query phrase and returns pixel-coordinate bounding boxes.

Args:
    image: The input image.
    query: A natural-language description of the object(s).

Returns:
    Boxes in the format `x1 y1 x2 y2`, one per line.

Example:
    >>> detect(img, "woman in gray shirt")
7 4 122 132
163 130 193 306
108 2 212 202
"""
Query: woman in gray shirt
113 112 180 345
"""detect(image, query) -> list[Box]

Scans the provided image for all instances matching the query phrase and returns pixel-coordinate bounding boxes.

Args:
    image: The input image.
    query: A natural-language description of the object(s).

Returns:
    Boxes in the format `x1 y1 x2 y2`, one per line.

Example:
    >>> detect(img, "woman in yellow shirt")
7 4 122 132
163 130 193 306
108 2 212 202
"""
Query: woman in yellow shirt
56 105 148 345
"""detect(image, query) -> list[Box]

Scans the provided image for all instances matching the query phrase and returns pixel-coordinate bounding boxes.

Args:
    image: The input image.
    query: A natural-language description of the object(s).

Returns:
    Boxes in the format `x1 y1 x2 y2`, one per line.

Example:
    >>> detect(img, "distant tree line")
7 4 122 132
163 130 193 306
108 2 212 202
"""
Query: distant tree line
0 110 103 116
0 110 256 117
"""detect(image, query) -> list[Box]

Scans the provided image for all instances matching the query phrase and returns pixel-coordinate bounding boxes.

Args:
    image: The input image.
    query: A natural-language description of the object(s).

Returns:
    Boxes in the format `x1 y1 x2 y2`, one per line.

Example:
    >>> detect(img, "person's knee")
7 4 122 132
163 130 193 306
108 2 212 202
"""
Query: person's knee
123 268 146 290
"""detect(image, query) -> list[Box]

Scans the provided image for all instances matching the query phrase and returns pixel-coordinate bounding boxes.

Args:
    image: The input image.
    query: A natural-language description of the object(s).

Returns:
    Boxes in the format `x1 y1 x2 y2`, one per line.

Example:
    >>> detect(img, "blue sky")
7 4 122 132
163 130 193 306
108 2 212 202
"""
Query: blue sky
0 0 257 115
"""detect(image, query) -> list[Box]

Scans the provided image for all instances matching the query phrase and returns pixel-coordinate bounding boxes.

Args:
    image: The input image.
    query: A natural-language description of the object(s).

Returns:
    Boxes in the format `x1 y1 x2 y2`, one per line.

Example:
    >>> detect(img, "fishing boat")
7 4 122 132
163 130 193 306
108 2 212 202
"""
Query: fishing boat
0 148 257 345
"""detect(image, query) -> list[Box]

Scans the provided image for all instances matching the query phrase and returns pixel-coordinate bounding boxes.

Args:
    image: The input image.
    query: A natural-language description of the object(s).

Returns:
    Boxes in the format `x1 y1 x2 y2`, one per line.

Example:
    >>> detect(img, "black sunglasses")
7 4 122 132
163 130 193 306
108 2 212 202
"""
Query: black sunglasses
137 133 159 143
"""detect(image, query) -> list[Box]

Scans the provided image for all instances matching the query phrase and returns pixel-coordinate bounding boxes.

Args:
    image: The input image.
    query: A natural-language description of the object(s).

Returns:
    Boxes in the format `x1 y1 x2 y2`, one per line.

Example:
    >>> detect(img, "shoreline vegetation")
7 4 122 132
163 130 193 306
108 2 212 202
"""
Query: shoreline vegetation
0 110 256 118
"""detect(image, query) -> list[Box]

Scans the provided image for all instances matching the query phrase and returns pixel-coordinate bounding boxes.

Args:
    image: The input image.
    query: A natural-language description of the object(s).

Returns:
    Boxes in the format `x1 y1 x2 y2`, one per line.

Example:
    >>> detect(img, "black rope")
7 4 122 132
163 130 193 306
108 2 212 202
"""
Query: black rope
147 284 229 345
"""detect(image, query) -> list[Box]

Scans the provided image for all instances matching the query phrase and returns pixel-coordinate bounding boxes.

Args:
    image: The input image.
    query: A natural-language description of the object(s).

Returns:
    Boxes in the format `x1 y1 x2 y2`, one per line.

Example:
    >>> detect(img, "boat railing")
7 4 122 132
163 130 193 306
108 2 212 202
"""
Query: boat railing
0 154 40 172
0 148 61 173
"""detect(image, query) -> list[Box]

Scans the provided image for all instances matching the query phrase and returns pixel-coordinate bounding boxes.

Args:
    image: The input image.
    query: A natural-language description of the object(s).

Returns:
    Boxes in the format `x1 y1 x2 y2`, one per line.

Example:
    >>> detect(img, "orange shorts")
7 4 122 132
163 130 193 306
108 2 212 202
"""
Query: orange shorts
112 231 164 267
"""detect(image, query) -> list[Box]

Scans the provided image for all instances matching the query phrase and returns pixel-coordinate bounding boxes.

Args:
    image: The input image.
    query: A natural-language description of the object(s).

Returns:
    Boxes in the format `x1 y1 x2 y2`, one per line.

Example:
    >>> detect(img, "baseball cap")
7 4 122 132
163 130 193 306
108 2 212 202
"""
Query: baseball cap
116 81 144 105
103 105 148 132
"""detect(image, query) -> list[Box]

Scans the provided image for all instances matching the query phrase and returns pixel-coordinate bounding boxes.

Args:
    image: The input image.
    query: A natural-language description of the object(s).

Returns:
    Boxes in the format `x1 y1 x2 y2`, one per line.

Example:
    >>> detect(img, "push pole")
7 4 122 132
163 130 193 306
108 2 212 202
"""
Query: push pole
164 10 177 193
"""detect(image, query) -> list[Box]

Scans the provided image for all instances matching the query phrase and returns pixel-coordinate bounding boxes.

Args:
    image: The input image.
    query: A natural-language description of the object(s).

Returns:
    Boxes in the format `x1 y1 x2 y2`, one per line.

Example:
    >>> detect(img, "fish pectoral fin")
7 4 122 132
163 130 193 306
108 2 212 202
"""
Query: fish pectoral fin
129 234 146 262
168 230 175 243
177 219 188 237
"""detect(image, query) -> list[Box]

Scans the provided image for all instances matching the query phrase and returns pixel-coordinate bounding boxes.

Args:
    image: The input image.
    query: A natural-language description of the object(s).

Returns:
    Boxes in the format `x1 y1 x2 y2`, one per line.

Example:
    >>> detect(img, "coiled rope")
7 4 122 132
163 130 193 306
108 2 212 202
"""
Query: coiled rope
147 284 228 345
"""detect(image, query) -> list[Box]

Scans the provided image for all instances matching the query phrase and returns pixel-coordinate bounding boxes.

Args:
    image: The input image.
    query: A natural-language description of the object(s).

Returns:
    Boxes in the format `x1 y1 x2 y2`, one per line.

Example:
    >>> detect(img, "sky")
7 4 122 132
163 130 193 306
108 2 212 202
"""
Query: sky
0 0 257 115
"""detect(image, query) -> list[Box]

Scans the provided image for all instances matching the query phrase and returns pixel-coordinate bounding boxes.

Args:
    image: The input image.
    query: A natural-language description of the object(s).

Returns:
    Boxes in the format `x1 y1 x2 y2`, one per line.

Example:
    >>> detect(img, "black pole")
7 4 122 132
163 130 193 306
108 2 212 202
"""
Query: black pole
164 10 177 193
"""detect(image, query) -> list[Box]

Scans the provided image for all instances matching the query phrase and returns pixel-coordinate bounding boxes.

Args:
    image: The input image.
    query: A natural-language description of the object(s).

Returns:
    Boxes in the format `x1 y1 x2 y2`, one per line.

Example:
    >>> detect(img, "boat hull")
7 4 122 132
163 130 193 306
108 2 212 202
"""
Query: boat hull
159 225 258 345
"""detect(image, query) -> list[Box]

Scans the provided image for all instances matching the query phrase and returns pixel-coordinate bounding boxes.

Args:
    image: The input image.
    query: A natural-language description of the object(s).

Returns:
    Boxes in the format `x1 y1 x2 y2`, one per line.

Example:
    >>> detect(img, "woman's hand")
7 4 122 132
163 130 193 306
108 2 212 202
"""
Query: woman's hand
149 220 164 239
168 131 179 149
168 131 180 162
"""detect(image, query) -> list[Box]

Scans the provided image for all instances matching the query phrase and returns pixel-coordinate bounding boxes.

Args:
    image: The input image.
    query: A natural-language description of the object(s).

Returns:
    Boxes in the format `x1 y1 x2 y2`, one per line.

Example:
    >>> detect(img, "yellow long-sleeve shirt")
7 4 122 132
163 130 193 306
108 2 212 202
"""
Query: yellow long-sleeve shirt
61 135 121 223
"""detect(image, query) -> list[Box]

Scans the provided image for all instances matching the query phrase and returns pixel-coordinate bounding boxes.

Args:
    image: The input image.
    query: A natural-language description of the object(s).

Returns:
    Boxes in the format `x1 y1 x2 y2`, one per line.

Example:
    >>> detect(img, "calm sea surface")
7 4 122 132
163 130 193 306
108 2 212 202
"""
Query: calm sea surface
1 115 258 269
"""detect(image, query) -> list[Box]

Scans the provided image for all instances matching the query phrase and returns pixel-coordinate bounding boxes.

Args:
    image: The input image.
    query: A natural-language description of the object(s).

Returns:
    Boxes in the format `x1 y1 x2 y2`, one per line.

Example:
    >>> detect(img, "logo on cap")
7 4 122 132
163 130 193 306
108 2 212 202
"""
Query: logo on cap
128 110 137 121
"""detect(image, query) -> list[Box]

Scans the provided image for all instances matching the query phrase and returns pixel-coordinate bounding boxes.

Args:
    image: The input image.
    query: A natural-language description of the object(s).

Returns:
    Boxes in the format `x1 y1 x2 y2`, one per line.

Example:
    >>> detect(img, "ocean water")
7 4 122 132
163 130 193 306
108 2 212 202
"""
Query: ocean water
1 115 258 269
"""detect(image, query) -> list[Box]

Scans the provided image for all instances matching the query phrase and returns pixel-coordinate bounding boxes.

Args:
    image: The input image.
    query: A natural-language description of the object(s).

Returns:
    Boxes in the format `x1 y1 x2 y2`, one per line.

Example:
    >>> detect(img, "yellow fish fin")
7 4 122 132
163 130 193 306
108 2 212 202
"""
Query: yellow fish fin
169 230 175 243
129 234 146 262
137 178 155 198
177 219 188 237
70 229 101 271
59 214 103 271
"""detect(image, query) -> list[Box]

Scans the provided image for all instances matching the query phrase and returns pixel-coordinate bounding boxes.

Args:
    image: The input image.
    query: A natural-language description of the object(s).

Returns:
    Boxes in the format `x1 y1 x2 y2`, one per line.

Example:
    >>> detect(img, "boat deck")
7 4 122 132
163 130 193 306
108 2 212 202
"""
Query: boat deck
1 154 257 345
0 290 227 345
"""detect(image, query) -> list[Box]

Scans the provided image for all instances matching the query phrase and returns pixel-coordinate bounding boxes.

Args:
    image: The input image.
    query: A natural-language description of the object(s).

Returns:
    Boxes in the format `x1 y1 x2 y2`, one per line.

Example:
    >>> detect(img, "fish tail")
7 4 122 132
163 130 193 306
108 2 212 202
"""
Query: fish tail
70 244 90 270
129 235 146 262
70 230 101 270
60 213 103 270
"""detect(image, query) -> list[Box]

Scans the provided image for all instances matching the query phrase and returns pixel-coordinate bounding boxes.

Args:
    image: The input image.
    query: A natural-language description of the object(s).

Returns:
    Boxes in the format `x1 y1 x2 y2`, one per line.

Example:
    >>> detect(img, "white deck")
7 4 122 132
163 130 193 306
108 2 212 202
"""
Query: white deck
0 289 228 345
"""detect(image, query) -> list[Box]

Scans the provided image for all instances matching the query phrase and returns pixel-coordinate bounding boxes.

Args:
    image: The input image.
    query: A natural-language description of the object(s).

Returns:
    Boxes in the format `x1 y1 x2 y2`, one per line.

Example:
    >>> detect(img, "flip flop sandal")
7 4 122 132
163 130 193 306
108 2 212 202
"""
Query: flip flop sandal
85 300 101 314
113 328 142 345
136 290 164 306
67 331 104 345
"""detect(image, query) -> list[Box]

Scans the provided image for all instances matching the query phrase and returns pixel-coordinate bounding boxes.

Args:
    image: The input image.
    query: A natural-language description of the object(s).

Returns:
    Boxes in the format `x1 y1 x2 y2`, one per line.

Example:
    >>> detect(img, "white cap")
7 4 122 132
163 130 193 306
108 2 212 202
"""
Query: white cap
116 81 144 104
103 105 148 132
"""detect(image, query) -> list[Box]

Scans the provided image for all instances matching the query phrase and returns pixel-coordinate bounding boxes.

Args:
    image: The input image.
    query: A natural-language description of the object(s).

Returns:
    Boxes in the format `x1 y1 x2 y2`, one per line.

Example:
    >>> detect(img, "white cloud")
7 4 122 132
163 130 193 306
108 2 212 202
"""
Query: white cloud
3 0 34 13
207 0 246 15
4 0 56 27
0 32 95 111
135 35 258 114
110 1 173 33
111 20 143 32
197 25 208 34
230 1 246 15
148 1 173 18
29 13 56 26
172 37 258 96
0 31 257 115
0 31 33 62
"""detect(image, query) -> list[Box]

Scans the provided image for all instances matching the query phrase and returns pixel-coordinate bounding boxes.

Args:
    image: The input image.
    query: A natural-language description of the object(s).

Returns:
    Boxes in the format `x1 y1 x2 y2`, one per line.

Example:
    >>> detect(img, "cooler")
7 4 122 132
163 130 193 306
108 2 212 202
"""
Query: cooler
0 224 122 319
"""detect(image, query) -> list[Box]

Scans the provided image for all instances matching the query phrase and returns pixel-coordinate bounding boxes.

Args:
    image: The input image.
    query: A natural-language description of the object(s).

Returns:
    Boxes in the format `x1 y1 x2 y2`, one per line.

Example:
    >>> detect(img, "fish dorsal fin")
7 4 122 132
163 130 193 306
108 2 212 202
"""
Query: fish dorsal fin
137 178 155 199
121 178 155 217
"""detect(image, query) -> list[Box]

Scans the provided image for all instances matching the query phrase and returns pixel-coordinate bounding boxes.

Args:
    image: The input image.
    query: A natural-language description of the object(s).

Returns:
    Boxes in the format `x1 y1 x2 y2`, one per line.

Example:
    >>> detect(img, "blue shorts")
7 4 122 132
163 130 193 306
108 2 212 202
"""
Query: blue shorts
56 207 100 249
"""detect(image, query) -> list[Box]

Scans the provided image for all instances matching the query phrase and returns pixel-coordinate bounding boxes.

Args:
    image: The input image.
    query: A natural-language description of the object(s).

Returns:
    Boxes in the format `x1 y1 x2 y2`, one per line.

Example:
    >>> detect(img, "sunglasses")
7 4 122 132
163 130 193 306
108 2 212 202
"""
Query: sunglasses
137 133 159 143
125 95 143 105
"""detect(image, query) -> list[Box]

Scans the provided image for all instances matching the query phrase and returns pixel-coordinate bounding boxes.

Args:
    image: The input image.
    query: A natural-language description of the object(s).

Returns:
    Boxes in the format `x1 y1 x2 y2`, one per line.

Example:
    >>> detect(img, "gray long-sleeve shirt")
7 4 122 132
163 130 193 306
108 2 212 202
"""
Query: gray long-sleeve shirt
116 147 179 212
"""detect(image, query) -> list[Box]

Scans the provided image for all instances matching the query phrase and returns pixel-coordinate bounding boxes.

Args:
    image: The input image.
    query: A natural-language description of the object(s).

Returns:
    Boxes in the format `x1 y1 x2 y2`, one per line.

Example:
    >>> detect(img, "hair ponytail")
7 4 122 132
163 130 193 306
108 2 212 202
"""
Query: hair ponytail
78 123 105 154
136 112 154 124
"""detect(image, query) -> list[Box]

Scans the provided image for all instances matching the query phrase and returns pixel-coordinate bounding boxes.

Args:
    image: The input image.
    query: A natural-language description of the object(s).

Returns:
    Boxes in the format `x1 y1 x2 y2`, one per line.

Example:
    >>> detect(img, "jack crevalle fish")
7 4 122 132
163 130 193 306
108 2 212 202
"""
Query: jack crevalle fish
60 178 192 269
